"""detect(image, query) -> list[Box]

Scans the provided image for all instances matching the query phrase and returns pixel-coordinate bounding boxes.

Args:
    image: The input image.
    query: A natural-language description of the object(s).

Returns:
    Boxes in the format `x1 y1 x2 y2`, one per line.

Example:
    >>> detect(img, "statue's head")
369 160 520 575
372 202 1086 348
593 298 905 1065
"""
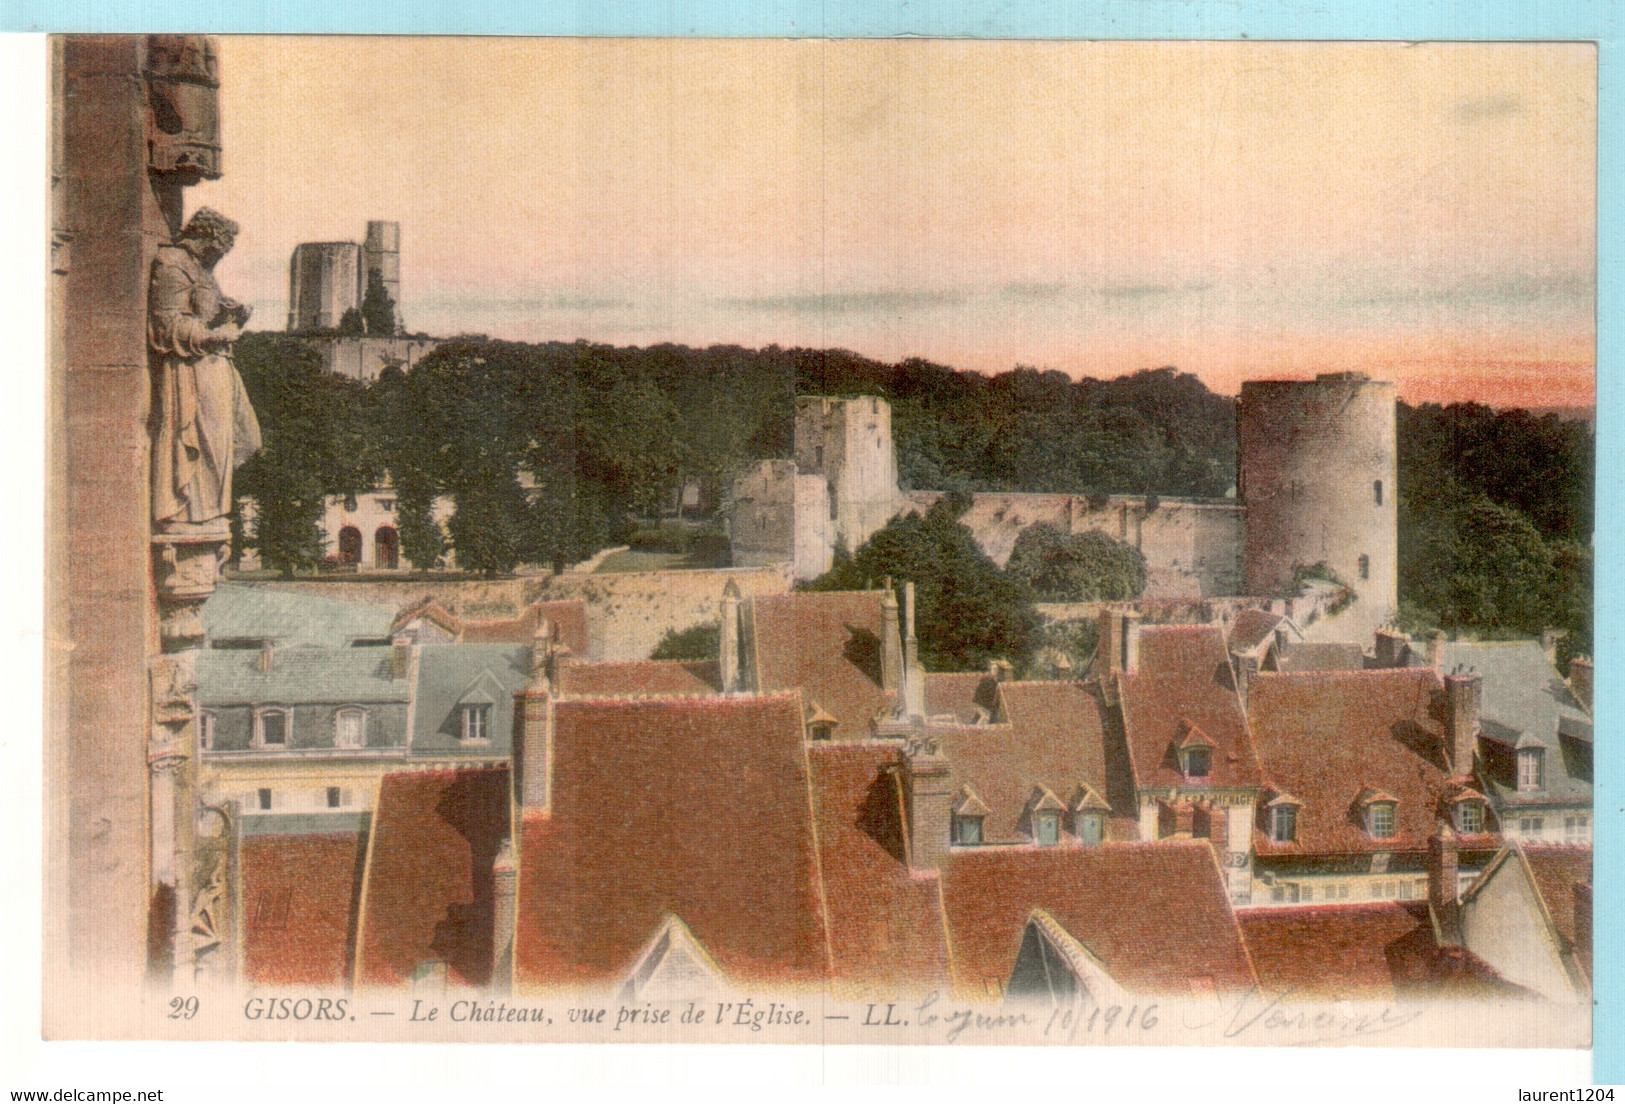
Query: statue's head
179 207 239 262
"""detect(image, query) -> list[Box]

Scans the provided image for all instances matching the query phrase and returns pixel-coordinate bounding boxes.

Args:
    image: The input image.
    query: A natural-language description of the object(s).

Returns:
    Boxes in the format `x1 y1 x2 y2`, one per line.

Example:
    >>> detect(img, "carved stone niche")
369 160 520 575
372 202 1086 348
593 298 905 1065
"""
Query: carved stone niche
153 525 229 652
144 35 221 183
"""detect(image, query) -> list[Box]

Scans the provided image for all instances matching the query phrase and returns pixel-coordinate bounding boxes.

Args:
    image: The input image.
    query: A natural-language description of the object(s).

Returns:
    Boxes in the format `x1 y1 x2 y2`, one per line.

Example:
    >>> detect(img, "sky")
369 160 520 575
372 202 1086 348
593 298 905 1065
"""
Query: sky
194 38 1597 407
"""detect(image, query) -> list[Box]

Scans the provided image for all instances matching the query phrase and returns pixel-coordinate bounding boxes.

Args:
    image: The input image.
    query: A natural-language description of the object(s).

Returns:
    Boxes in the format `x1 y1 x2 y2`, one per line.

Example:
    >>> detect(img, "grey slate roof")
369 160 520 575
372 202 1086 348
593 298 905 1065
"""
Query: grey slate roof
411 644 530 753
203 584 395 648
198 645 410 706
1441 641 1592 809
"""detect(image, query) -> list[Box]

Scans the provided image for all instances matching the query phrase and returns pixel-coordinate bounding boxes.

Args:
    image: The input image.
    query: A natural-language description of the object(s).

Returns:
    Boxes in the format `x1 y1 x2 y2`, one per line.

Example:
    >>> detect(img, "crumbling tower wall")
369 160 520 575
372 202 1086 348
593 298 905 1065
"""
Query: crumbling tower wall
362 219 401 328
1238 372 1397 637
794 395 901 559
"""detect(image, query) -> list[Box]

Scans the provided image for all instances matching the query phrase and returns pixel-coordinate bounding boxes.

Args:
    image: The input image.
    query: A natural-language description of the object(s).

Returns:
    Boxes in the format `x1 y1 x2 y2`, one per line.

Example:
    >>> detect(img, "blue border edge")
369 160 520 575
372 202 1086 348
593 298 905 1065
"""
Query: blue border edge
6 0 1622 1082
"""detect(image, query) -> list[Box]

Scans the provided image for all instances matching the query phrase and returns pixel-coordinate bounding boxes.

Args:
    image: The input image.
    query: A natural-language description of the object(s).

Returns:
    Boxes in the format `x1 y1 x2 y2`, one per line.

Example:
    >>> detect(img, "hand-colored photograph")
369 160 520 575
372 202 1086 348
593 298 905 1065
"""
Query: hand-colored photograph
45 35 1594 1049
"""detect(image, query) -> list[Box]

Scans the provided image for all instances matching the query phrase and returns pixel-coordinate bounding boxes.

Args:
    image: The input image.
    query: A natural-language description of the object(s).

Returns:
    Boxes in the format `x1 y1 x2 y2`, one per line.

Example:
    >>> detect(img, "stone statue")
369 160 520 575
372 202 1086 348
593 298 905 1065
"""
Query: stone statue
150 207 260 532
149 208 260 650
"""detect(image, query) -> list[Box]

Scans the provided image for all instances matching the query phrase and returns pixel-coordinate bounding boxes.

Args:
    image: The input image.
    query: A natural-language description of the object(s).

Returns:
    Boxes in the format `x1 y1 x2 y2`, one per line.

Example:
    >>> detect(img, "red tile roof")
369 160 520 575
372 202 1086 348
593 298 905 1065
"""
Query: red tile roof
1227 608 1283 654
240 830 366 986
515 695 831 989
1523 845 1592 981
941 842 1258 995
923 672 999 724
393 597 590 654
463 600 589 654
1238 903 1520 1001
750 591 895 738
356 766 511 989
938 681 1128 844
555 659 720 698
1247 669 1501 855
807 745 951 992
1119 626 1262 792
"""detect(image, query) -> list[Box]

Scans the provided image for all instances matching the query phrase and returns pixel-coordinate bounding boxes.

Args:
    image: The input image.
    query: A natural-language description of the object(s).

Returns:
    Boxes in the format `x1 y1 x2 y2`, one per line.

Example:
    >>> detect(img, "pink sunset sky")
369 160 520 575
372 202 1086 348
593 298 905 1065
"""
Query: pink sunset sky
194 38 1596 408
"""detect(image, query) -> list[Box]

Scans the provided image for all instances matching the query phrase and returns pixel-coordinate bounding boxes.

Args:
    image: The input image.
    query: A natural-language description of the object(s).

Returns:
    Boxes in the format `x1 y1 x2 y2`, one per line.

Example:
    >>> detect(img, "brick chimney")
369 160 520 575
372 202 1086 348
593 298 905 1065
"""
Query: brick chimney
1233 652 1259 712
1427 822 1462 946
901 581 925 722
491 838 517 994
719 580 742 694
1443 669 1481 777
391 633 414 680
1098 608 1141 703
880 579 902 692
902 740 952 872
1374 628 1409 669
1427 631 1446 670
515 621 556 810
1569 657 1593 712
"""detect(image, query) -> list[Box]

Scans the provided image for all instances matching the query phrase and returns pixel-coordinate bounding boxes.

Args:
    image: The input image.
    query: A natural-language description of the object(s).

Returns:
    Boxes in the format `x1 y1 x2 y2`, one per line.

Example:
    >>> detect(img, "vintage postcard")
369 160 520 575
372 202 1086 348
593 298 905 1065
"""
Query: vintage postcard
40 32 1597 1065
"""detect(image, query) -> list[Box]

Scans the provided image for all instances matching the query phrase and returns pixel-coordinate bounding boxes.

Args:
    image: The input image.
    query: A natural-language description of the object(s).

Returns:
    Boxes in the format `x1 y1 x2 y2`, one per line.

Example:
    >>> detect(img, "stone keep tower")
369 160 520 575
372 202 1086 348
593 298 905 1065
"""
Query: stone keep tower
794 395 902 559
1238 372 1397 635
287 241 361 330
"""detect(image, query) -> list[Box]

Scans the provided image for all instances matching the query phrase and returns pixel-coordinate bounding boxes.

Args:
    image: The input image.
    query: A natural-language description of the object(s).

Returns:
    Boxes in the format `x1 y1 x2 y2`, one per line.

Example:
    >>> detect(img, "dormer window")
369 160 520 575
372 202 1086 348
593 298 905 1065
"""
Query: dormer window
953 786 991 847
953 813 983 846
1270 803 1298 843
334 708 365 749
1454 799 1485 834
1517 747 1545 792
1070 786 1110 846
809 723 833 742
255 707 288 748
1026 786 1067 846
1175 720 1216 781
461 703 492 744
1365 801 1396 840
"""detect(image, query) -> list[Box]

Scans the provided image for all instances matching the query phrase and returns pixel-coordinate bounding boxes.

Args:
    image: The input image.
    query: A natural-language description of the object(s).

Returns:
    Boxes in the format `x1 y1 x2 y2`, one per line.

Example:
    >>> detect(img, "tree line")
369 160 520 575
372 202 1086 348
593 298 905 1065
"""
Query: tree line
231 331 1592 665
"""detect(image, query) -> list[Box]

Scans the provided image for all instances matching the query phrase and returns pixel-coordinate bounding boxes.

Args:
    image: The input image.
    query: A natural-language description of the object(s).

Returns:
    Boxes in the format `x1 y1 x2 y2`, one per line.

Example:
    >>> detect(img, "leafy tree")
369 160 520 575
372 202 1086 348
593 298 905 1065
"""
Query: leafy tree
1006 523 1146 602
361 268 397 336
233 333 380 574
338 307 364 336
805 495 1038 671
650 623 720 661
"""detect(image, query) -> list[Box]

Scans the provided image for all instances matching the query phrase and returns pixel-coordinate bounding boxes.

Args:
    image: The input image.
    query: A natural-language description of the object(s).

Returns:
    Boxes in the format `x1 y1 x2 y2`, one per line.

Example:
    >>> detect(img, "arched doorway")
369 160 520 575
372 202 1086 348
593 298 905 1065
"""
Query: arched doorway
337 526 362 564
375 526 400 570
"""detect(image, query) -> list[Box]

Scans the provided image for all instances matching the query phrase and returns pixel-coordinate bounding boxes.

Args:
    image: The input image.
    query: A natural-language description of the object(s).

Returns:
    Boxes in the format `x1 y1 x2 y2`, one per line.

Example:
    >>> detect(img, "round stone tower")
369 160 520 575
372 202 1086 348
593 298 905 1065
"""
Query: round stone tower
1238 372 1397 635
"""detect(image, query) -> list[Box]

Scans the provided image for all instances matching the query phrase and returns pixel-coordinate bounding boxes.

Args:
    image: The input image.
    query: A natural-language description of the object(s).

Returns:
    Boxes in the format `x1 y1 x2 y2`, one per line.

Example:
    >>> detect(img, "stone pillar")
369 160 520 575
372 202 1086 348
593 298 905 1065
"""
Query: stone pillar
50 35 228 1021
51 36 177 1014
516 621 557 809
490 838 517 994
880 580 901 693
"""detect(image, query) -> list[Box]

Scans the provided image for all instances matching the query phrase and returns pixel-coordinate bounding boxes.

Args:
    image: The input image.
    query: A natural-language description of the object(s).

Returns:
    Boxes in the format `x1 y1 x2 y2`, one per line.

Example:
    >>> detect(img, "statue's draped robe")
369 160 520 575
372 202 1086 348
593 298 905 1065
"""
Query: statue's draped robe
149 244 261 528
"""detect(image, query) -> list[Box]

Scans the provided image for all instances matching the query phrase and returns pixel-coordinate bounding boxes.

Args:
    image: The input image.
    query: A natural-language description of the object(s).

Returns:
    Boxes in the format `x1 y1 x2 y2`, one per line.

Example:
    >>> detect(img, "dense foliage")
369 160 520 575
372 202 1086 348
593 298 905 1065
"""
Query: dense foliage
1397 402 1593 665
803 495 1040 672
1005 523 1147 602
231 333 1594 668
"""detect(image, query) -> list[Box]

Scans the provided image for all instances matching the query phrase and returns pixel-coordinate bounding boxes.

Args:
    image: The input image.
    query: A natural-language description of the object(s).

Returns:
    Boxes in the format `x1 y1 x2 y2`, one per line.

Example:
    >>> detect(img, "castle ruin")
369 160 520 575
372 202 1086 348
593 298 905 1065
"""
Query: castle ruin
732 373 1398 640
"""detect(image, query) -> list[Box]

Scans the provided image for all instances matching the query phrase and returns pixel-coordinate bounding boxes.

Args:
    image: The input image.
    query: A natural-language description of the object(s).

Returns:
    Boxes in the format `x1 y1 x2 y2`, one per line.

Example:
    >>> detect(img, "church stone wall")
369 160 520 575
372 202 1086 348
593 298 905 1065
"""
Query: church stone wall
1238 373 1397 637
